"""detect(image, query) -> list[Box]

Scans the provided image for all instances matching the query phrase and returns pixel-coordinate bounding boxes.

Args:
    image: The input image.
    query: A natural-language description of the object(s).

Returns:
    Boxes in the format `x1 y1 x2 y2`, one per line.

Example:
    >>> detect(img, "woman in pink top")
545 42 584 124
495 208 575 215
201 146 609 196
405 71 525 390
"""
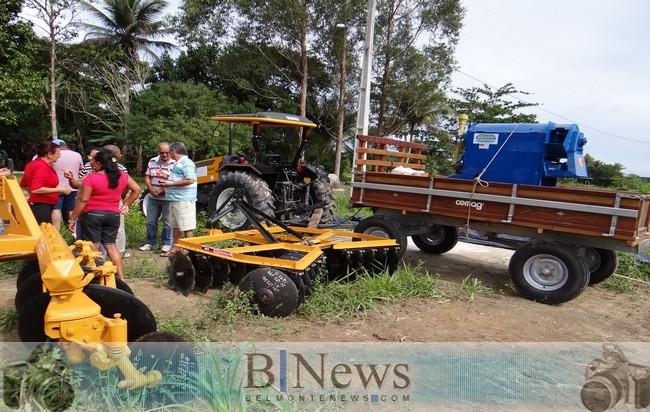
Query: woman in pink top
68 149 141 280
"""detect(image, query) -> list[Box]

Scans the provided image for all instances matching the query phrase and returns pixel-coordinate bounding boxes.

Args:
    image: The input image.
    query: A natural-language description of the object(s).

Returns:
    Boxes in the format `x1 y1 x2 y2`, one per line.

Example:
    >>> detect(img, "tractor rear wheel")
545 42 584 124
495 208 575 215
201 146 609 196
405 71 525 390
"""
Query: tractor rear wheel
310 178 335 224
208 172 274 231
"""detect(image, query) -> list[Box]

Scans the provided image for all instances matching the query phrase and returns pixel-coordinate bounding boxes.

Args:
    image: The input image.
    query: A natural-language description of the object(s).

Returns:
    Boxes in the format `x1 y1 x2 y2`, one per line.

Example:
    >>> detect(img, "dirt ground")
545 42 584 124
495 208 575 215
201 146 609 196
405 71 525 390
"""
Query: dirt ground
2 241 648 343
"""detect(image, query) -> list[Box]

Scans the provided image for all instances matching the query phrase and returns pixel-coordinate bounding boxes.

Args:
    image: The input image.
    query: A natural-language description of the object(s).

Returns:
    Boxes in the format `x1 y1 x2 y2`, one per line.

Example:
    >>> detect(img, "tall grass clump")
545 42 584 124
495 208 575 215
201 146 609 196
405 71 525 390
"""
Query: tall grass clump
298 263 441 318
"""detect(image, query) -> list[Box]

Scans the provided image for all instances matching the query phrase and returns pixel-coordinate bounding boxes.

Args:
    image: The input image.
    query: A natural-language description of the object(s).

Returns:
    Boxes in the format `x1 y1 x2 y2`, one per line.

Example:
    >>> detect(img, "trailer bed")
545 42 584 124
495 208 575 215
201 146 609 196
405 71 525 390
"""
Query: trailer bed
350 135 650 249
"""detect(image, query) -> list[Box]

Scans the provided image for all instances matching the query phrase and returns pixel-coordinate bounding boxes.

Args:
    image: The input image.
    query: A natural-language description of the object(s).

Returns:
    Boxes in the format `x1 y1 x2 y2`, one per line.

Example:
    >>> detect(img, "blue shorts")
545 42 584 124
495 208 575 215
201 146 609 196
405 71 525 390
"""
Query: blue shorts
80 210 120 245
54 192 77 212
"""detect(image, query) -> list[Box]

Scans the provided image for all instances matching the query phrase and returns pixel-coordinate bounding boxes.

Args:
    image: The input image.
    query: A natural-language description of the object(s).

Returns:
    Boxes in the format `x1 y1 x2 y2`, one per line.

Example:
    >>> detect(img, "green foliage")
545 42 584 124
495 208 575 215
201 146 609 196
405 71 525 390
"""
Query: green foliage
0 260 23 278
185 344 251 412
0 308 18 331
373 0 464 136
128 81 245 161
596 253 649 294
2 346 75 411
0 0 44 126
584 154 649 192
298 263 442 318
458 276 493 301
124 208 147 248
332 189 370 219
616 252 650 282
448 83 538 125
122 255 163 280
80 0 176 64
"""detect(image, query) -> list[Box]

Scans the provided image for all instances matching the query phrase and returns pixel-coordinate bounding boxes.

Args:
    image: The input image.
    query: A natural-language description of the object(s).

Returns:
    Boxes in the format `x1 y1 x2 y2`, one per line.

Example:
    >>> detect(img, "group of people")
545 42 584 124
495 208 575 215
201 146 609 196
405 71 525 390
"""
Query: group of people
17 138 198 280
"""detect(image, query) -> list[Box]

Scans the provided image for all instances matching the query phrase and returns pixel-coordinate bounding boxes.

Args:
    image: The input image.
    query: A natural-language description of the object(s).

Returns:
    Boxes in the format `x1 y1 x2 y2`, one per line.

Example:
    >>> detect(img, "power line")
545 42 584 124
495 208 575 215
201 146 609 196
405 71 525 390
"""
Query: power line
453 69 650 145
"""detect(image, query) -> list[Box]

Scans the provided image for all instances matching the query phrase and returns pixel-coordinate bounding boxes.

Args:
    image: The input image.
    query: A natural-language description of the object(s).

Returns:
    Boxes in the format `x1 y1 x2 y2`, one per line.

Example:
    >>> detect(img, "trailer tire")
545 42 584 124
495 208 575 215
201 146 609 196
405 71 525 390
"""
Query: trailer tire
411 226 459 255
354 216 406 259
577 247 618 285
208 172 274 231
509 242 590 304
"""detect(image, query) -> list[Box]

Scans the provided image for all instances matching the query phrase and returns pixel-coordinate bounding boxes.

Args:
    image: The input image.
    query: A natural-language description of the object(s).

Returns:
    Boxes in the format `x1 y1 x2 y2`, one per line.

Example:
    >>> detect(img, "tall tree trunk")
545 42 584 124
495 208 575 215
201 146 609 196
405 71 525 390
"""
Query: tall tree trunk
377 11 394 136
48 1 57 140
334 28 347 177
297 0 309 147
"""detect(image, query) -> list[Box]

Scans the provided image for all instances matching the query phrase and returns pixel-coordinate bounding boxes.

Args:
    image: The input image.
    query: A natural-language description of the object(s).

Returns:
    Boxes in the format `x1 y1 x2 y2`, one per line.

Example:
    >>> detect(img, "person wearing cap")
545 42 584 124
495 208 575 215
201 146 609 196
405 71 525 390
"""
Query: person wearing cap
20 141 73 224
51 138 83 230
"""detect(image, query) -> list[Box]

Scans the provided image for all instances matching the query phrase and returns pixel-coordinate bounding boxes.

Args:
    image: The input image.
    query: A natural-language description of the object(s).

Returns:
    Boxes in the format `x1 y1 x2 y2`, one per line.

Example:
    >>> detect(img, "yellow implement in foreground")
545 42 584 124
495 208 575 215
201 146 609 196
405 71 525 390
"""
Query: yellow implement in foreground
1 175 193 395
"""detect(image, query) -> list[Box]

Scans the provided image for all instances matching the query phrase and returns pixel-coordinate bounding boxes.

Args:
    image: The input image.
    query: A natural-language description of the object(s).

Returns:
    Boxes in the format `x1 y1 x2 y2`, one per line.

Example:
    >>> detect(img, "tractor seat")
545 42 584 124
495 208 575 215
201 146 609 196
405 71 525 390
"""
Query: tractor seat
261 154 281 166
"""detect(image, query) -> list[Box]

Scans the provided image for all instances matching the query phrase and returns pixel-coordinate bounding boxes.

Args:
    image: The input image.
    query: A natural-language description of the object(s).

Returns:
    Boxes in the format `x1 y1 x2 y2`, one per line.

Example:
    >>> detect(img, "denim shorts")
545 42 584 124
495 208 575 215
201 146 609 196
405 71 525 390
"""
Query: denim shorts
80 210 120 245
54 192 77 212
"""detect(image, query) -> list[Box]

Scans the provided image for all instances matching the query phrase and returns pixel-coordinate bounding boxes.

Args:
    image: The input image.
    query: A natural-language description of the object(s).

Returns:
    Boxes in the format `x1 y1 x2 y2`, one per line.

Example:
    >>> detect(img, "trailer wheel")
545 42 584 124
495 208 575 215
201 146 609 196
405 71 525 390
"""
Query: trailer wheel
411 225 459 255
577 247 618 285
354 216 406 259
240 267 299 317
208 172 274 231
508 242 589 304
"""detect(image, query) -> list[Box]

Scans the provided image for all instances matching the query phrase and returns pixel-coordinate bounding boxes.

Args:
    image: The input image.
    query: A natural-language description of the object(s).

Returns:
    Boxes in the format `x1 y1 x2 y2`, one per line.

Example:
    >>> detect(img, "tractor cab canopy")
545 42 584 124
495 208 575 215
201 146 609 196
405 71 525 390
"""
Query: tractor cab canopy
211 112 317 167
210 112 316 129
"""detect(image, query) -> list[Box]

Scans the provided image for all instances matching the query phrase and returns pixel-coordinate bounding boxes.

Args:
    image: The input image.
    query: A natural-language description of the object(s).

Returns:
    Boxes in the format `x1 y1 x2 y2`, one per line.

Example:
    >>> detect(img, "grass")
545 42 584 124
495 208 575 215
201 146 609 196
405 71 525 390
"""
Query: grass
458 276 494 301
298 263 442 319
597 252 650 294
0 308 18 331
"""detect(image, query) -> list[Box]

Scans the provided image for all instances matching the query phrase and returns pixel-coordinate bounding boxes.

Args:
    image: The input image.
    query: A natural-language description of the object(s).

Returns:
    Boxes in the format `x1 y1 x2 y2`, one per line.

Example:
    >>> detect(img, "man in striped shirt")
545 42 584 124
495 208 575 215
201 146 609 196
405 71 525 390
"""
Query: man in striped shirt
159 141 197 257
140 142 175 252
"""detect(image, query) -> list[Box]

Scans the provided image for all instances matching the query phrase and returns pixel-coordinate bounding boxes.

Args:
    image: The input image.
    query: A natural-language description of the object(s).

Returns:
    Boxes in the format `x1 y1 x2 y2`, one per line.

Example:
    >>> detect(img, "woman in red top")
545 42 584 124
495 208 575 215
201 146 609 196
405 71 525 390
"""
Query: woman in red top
68 149 141 280
20 141 72 224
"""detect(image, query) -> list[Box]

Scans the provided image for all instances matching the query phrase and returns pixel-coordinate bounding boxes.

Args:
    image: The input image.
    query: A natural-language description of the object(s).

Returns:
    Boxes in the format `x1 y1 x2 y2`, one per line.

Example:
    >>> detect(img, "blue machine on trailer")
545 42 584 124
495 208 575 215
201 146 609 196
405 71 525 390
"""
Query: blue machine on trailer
451 122 589 186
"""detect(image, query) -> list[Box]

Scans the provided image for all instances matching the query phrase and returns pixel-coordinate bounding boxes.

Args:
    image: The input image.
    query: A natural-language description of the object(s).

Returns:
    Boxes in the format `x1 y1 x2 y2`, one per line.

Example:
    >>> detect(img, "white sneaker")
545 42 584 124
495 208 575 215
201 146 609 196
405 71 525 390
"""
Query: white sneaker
161 245 172 252
139 244 153 251
122 252 132 258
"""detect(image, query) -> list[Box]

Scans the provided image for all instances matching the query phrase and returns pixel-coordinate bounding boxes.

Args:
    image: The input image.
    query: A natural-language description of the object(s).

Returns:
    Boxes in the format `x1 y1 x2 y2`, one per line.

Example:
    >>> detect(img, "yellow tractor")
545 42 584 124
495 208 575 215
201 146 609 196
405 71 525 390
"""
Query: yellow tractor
142 112 335 231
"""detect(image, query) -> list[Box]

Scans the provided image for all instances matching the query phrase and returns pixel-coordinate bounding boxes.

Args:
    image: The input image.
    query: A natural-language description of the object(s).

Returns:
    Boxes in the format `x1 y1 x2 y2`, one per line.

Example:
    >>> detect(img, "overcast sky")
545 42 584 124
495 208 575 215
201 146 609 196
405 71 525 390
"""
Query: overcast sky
450 0 650 176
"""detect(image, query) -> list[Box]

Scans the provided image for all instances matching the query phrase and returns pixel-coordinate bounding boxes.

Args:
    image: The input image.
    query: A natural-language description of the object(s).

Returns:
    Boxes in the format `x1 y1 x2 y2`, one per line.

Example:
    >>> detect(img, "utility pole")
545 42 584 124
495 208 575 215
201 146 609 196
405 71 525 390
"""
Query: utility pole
353 0 376 171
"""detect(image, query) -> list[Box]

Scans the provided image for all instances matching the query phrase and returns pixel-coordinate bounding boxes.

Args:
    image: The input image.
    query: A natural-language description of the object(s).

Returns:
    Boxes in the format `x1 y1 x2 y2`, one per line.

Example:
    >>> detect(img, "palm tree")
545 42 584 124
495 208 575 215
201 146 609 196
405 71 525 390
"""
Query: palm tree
79 0 175 171
80 0 176 66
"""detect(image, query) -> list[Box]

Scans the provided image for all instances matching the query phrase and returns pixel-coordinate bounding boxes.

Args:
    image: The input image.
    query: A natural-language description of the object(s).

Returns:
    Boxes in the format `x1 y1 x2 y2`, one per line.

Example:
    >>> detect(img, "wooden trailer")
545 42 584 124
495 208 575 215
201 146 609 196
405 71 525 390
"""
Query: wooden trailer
350 134 650 304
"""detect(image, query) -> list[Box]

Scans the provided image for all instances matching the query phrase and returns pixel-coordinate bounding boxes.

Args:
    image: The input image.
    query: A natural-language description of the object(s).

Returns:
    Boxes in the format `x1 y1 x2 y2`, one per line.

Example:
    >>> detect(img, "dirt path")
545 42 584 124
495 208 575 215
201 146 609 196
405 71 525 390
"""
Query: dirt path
3 241 647 343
